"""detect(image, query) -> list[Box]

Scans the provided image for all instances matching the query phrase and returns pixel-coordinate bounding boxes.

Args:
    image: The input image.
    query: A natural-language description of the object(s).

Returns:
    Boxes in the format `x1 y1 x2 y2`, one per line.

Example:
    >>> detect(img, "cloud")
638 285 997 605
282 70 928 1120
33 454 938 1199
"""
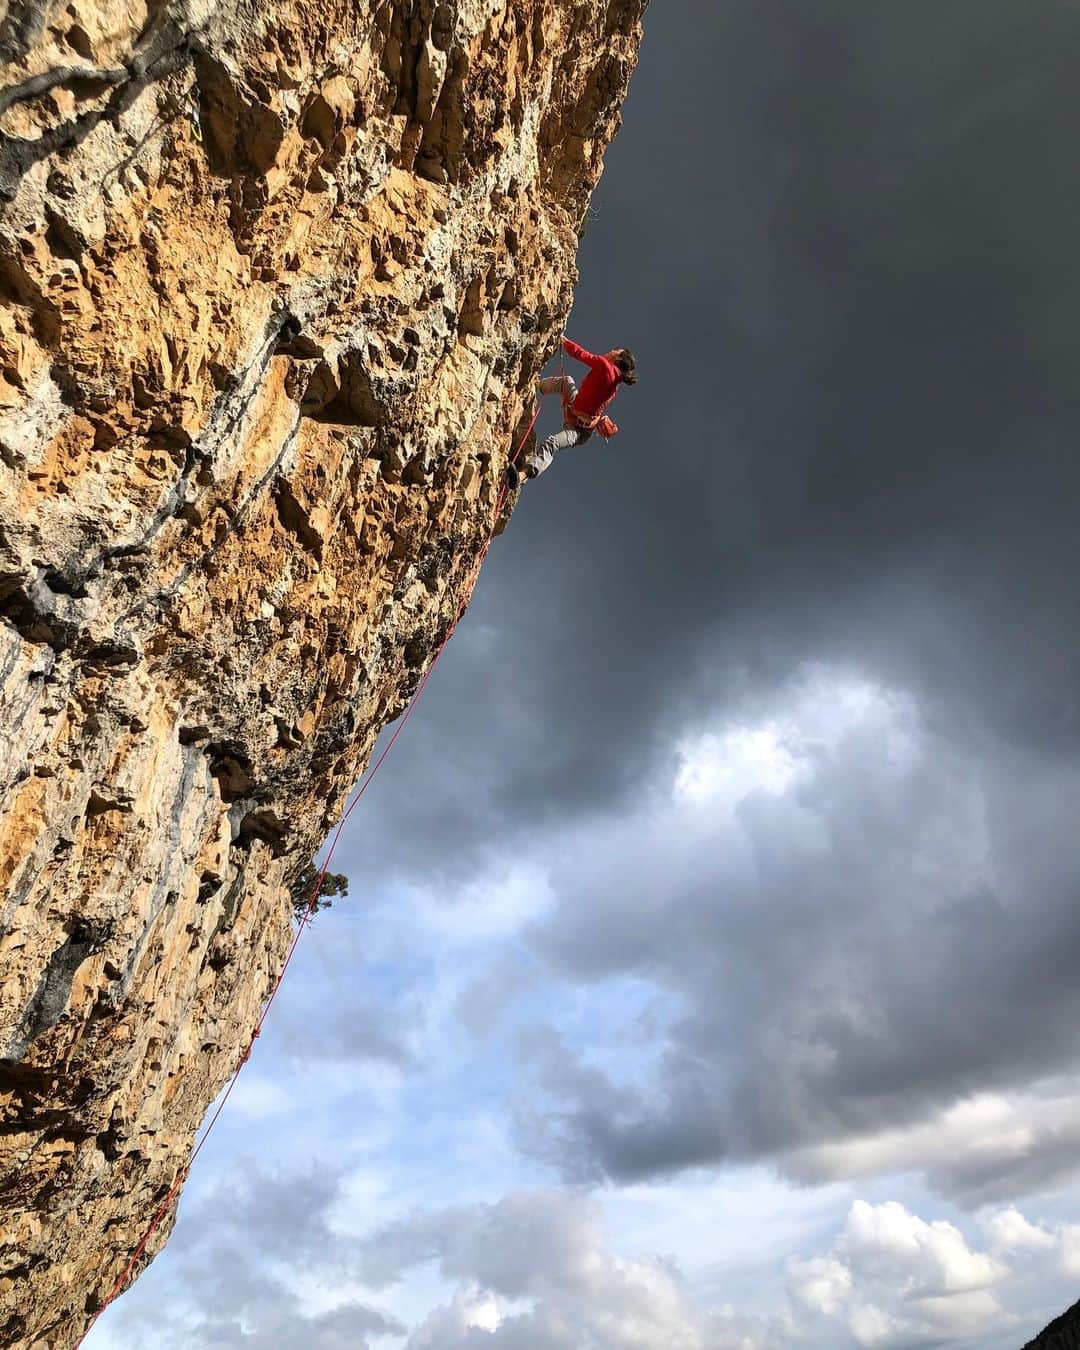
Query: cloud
788 1257 853 1318
494 666 1080 1200
788 1200 1011 1348
838 1200 1005 1296
1057 1227 1080 1280
356 1189 790 1350
980 1208 1056 1255
110 1254 401 1350
979 1206 1080 1286
99 1165 1080 1350
189 1300 402 1350
786 1083 1080 1206
276 997 420 1068
105 1166 404 1350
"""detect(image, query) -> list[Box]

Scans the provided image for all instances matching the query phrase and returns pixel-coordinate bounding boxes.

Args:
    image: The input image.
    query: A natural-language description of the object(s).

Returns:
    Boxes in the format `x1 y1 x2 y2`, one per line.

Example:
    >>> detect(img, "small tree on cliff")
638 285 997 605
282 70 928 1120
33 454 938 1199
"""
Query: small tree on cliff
289 862 349 924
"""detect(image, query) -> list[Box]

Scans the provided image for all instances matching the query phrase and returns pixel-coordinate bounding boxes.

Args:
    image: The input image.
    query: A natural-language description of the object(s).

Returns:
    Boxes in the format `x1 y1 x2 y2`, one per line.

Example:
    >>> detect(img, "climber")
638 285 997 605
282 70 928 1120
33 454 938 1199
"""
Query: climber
506 337 637 488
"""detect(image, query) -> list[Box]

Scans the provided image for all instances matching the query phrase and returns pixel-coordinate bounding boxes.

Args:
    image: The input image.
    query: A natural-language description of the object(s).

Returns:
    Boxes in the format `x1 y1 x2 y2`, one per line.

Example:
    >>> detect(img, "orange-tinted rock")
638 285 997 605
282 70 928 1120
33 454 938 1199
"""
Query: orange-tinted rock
0 1 647 1344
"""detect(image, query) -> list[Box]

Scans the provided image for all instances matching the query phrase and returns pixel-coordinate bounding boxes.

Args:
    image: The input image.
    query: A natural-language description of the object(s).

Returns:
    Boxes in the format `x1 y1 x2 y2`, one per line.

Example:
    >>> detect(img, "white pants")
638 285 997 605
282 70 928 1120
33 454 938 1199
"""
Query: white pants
526 375 592 477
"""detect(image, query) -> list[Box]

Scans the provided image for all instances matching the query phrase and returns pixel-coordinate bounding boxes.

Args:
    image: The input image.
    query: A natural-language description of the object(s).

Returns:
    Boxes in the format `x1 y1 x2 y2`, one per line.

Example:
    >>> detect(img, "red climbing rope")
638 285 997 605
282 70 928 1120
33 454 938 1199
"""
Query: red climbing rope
74 392 547 1347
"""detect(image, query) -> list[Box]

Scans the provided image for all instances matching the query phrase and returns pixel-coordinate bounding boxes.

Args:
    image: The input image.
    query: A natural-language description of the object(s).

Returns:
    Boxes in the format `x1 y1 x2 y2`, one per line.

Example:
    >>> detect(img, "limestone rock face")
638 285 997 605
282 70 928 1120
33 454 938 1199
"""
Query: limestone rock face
0 2 646 1343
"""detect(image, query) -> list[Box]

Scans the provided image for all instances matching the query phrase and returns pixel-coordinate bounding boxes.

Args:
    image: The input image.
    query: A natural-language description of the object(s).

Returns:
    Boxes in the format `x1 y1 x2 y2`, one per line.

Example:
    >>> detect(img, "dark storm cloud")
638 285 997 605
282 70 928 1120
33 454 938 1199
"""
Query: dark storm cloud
528 0 1080 763
336 0 1080 896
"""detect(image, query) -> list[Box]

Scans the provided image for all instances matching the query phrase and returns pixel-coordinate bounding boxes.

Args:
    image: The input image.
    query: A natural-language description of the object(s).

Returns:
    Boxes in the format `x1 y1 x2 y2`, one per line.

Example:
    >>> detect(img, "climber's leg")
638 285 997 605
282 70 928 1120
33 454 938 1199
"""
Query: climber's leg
507 375 586 489
523 425 590 479
538 373 577 404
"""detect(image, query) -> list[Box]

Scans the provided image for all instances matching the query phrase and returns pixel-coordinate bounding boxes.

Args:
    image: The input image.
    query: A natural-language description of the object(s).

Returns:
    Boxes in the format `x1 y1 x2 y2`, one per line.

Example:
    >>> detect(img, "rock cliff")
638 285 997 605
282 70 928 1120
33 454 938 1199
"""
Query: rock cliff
0 2 647 1343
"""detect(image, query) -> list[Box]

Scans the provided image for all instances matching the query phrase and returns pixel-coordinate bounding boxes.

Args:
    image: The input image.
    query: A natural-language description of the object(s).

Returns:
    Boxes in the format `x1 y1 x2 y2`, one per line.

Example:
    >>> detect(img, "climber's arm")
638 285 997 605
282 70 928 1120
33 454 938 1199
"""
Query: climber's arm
562 336 607 371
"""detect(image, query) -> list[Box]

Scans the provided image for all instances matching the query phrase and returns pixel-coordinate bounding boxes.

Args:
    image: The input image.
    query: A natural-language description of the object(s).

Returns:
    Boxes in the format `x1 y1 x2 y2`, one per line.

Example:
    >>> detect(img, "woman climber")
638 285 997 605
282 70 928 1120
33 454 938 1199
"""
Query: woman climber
506 337 638 488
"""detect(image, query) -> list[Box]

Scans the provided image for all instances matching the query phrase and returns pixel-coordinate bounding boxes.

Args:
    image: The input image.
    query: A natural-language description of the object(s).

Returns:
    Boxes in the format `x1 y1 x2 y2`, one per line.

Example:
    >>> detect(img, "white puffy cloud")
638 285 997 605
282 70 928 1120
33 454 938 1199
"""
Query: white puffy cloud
978 1206 1080 1281
1057 1225 1080 1278
787 1200 1010 1348
980 1207 1056 1255
839 1199 1006 1296
788 1255 853 1317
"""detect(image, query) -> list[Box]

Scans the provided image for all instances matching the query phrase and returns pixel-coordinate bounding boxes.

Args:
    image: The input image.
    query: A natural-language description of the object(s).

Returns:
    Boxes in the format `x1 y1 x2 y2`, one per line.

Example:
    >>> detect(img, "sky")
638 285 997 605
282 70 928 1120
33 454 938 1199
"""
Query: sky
88 2 1080 1347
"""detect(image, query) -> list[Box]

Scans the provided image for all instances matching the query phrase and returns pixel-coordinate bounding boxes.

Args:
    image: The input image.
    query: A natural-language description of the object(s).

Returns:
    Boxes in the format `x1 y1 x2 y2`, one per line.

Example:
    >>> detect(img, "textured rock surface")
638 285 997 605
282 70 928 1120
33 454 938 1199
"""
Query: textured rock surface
0 2 646 1344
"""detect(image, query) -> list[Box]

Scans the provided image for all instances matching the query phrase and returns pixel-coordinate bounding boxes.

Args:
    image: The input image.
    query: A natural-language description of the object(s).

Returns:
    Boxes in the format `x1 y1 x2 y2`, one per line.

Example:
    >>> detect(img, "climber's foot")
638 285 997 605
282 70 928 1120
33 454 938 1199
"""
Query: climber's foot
505 463 521 490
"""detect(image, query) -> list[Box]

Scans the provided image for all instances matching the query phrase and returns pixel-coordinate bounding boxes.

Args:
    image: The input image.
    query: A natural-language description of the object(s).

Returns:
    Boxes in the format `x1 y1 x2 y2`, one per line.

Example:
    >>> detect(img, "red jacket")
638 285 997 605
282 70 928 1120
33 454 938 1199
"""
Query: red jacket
562 338 620 434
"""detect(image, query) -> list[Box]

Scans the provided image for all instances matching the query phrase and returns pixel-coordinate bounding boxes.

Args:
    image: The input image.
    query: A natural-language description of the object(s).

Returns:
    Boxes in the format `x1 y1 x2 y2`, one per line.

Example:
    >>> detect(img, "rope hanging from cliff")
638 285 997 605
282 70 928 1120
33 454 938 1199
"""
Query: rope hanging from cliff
73 391 548 1348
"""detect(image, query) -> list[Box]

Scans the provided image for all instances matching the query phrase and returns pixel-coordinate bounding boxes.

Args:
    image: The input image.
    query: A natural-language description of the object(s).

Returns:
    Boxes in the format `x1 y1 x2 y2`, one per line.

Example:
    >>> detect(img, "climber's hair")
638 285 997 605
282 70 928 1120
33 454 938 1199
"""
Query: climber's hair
614 349 638 385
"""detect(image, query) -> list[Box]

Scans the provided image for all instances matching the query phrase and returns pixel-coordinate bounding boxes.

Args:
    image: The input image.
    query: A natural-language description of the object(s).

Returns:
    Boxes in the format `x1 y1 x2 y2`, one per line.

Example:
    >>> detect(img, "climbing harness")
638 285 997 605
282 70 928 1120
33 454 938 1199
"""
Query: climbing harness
73 390 549 1346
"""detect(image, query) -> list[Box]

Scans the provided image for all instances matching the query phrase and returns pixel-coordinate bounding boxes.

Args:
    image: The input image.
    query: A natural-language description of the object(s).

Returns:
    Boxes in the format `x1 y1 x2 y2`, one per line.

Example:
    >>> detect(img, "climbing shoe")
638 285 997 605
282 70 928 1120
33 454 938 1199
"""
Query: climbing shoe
505 463 521 490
